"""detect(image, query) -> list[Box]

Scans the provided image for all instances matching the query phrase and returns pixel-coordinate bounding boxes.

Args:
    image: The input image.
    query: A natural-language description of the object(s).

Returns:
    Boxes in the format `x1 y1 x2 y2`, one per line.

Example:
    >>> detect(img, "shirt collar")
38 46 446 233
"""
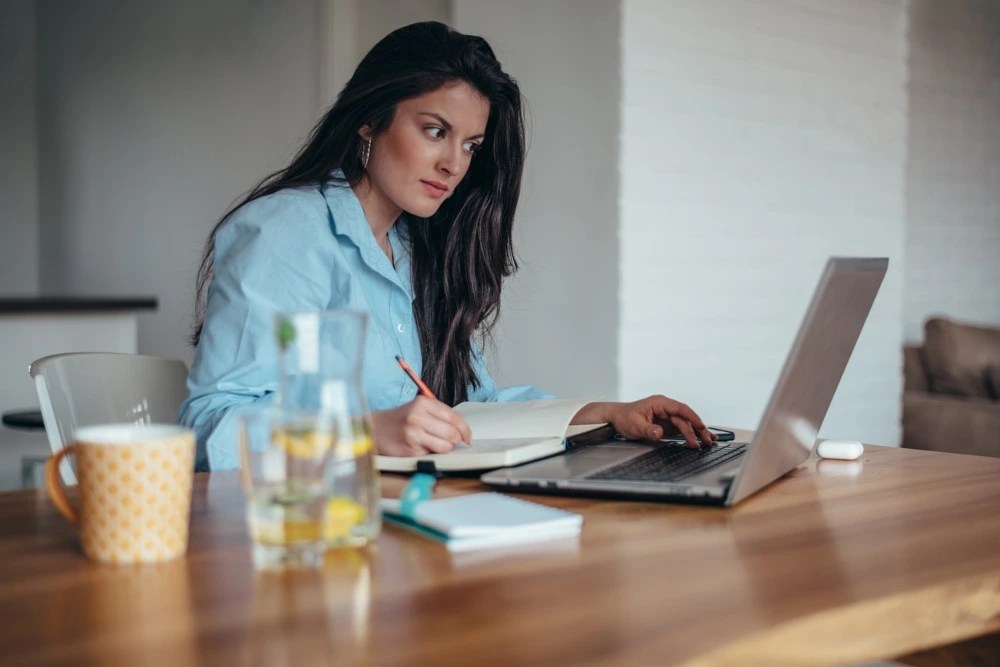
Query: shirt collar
321 171 375 252
321 170 412 298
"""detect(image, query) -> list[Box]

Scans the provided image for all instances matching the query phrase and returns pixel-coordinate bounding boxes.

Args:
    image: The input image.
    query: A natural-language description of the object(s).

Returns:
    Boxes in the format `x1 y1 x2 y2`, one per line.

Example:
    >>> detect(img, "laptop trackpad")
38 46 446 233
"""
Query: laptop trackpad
511 443 651 480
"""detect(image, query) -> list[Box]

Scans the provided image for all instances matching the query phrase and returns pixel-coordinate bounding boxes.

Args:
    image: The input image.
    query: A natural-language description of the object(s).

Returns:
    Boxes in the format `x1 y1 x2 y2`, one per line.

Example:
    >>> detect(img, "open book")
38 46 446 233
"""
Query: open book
375 398 601 473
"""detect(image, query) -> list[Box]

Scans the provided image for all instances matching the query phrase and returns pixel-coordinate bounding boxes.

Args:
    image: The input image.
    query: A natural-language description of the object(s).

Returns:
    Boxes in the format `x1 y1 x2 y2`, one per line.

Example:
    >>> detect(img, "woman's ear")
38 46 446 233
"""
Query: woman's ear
358 124 373 141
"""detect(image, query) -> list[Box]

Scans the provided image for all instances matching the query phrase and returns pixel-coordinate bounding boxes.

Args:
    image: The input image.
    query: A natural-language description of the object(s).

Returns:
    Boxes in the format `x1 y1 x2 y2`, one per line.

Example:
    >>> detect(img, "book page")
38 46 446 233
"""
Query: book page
375 436 566 472
449 437 558 453
454 398 594 442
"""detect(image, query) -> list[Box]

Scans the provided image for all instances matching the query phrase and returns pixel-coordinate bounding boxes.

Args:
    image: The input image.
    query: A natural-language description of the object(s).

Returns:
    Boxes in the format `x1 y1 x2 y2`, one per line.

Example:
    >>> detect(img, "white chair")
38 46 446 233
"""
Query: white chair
29 352 189 484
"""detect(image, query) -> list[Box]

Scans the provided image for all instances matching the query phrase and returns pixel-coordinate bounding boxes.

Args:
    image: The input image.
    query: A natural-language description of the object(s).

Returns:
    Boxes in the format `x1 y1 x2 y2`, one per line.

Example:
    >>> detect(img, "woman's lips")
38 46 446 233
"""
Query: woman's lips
420 180 448 198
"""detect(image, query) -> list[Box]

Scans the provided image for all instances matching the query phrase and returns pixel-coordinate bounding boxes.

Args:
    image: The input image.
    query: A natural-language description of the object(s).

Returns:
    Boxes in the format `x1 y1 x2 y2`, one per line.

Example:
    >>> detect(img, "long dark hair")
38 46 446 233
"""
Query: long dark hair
191 21 525 405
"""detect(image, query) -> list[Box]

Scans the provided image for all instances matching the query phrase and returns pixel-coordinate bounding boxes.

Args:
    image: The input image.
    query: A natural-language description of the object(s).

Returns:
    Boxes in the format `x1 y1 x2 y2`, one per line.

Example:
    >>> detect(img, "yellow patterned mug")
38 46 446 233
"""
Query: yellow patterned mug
45 424 196 564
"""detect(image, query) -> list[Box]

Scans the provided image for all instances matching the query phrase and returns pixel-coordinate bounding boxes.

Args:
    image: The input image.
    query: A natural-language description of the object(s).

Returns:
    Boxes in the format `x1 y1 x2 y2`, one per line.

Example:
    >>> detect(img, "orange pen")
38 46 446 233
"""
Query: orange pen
395 355 437 400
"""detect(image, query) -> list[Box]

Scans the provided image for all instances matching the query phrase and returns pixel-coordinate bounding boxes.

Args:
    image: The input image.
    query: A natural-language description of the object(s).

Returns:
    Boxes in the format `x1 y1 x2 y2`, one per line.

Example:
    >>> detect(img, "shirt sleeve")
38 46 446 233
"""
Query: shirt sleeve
179 194 334 471
466 341 557 402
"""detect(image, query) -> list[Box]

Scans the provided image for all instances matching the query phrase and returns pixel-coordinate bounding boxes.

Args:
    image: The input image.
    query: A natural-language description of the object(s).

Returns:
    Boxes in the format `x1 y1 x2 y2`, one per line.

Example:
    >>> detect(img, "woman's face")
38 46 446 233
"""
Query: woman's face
361 82 490 220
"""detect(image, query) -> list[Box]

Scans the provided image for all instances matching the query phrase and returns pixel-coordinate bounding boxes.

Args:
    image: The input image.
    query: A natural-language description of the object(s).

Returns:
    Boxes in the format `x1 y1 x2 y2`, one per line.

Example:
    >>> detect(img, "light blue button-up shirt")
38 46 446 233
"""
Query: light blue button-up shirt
180 177 552 471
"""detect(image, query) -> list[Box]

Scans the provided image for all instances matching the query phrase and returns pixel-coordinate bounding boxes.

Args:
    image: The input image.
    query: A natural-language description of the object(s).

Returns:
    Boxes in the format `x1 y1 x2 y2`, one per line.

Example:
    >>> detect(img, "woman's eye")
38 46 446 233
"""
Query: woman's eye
464 141 482 155
425 126 444 139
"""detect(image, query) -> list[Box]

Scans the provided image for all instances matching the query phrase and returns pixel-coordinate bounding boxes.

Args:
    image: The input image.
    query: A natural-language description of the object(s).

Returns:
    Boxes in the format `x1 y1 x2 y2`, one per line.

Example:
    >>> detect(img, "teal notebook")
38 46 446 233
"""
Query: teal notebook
381 493 583 552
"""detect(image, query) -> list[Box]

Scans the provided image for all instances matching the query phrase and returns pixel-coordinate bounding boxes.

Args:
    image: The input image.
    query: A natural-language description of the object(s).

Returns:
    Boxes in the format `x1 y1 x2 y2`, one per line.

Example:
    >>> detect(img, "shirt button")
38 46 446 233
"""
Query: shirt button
396 323 405 333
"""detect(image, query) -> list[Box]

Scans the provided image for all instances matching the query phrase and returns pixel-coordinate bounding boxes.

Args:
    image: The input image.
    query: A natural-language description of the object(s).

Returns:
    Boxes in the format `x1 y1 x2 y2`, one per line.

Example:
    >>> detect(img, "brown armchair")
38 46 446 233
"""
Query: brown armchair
902 317 1000 457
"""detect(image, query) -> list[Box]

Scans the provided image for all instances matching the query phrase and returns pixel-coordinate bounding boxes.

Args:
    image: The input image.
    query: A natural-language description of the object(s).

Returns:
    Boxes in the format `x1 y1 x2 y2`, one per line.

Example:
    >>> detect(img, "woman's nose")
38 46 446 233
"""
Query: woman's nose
437 143 464 176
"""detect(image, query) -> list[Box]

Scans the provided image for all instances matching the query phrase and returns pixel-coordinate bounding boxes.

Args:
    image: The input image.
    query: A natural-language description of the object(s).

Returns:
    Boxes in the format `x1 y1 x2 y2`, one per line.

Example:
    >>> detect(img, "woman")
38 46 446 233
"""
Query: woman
181 21 715 471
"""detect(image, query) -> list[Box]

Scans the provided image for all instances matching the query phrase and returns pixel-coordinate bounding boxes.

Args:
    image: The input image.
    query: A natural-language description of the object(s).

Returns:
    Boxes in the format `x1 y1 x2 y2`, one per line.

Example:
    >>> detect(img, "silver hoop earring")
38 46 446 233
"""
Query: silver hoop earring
362 138 371 169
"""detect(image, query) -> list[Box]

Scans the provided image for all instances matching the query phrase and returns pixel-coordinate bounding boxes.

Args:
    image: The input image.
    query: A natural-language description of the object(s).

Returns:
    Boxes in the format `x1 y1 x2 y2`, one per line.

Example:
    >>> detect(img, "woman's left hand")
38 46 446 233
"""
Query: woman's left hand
573 396 717 448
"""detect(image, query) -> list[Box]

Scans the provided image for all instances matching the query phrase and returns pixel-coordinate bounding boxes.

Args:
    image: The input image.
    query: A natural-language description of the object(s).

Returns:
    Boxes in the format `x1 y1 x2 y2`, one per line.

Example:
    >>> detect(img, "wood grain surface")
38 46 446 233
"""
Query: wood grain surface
1 445 998 666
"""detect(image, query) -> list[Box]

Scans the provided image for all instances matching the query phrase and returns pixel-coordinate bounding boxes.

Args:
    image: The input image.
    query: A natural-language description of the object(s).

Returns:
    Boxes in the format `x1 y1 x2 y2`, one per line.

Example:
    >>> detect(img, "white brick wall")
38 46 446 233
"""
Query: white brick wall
904 0 1000 342
619 0 908 444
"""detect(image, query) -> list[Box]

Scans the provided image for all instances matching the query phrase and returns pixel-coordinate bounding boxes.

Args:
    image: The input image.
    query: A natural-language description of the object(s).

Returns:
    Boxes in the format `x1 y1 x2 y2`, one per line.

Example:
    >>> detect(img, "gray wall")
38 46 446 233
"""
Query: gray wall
358 0 451 57
324 0 451 109
35 0 325 362
453 0 621 399
904 0 1000 342
0 0 39 294
25 0 453 363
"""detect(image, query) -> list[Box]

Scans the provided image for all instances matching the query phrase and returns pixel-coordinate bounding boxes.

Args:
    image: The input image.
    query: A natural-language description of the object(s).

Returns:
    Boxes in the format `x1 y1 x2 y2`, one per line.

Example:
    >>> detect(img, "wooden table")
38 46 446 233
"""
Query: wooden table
1 445 998 666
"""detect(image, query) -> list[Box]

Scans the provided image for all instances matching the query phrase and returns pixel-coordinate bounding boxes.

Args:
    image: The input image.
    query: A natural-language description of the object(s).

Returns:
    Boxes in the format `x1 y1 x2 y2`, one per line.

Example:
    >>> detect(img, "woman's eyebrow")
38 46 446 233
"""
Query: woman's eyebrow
418 112 485 140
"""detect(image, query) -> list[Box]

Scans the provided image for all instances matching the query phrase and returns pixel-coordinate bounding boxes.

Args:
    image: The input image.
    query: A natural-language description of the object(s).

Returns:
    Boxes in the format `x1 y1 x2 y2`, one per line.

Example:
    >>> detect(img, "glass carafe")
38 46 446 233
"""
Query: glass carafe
275 309 381 547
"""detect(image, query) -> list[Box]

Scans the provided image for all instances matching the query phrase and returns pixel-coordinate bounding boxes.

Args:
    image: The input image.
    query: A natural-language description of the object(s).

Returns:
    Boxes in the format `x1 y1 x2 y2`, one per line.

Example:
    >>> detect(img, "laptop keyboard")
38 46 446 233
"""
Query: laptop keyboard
586 443 748 483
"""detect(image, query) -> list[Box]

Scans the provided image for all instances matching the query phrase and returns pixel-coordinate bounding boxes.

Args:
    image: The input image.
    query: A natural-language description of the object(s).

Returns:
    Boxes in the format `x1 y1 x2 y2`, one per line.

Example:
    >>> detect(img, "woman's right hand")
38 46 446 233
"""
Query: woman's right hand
370 396 473 457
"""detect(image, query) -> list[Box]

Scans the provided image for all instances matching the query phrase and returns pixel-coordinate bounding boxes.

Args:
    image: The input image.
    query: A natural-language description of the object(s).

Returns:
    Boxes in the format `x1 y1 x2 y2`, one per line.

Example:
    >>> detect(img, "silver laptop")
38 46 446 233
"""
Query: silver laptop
482 257 888 507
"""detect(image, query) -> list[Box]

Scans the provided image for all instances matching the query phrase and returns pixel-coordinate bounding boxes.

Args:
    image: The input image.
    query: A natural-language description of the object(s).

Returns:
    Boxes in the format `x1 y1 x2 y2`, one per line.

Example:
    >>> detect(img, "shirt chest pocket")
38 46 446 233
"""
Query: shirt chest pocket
362 322 409 411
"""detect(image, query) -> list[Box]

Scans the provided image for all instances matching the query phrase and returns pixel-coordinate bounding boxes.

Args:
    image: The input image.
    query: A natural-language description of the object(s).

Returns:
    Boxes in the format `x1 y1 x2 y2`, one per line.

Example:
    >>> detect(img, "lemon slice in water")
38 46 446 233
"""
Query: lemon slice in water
325 497 366 540
274 428 334 458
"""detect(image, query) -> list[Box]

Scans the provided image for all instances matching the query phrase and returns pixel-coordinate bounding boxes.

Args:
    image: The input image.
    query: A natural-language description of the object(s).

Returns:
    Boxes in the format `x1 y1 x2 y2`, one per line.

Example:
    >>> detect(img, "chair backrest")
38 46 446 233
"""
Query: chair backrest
29 352 189 484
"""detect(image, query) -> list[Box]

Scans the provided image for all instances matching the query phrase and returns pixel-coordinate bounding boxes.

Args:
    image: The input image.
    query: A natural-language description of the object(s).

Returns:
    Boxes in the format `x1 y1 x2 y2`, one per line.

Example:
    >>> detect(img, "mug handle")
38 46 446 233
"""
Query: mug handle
45 446 79 524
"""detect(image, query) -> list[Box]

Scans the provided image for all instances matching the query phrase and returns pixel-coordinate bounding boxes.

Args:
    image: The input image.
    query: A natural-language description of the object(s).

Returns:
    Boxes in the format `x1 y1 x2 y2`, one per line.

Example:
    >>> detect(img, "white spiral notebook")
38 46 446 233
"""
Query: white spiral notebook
381 492 583 552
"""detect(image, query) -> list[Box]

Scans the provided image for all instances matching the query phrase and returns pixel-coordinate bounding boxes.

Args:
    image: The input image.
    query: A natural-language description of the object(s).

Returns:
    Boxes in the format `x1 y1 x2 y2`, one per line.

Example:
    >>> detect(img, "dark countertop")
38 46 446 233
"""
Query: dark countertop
0 296 158 314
